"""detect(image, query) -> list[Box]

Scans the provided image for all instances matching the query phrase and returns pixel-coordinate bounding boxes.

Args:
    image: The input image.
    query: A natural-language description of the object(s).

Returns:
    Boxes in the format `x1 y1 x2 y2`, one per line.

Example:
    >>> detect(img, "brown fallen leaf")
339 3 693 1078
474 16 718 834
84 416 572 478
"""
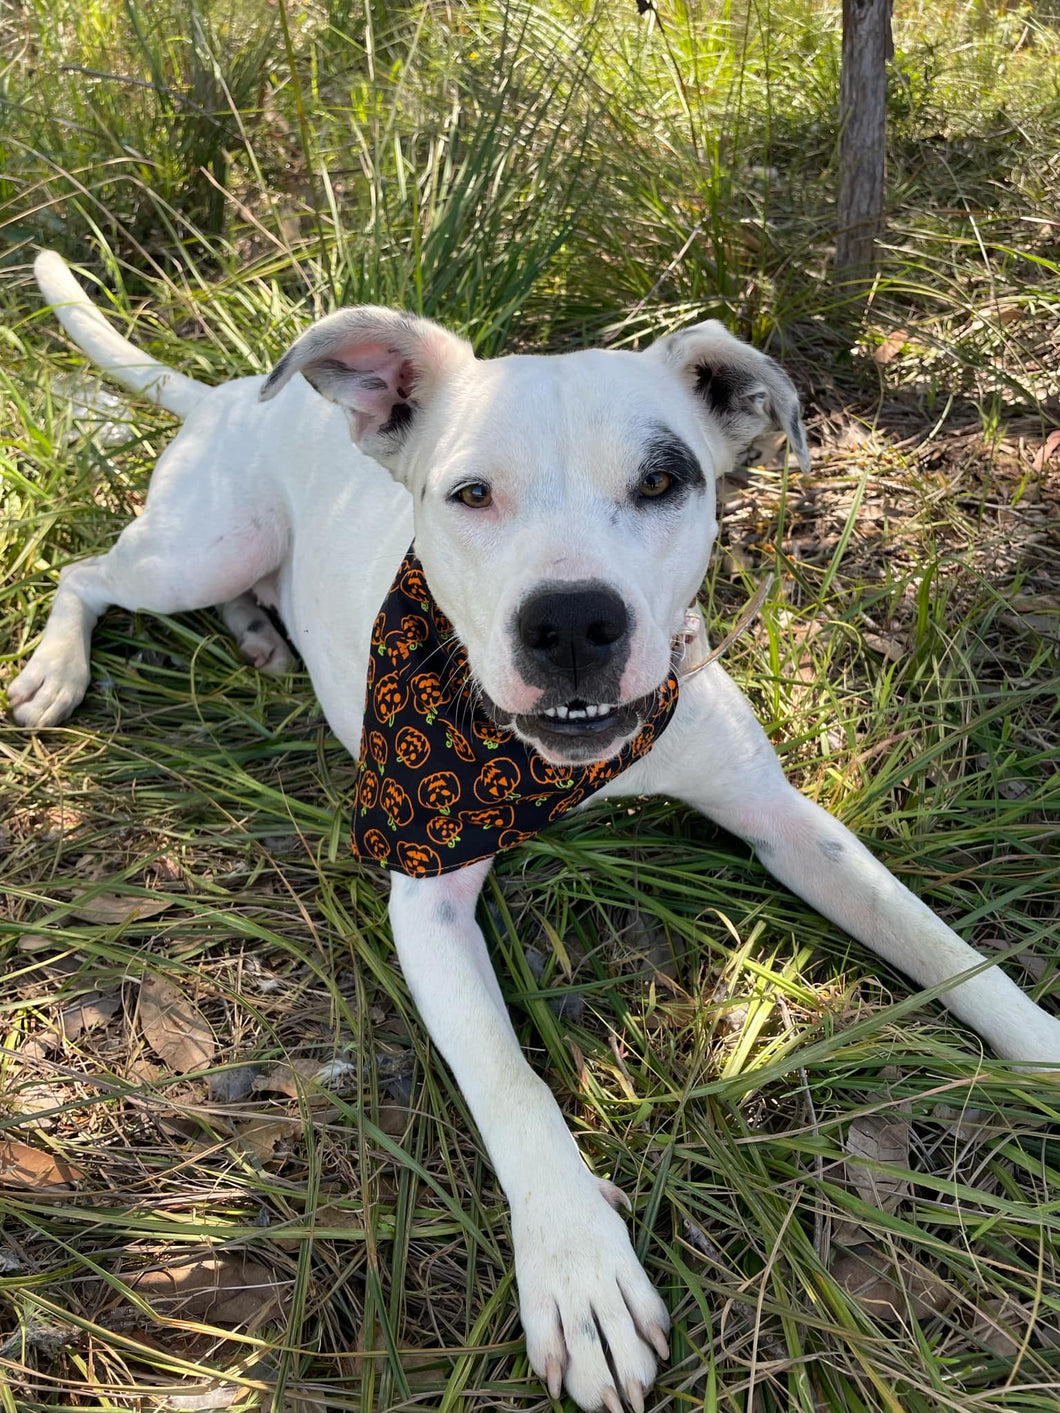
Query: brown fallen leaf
68 891 172 924
872 328 909 366
0 1139 84 1190
152 1114 203 1144
969 1297 1060 1357
844 1113 911 1213
18 990 122 1075
60 989 122 1042
252 1056 356 1100
17 1034 55 1068
1007 593 1060 641
979 935 1049 984
1031 428 1060 474
270 1201 366 1250
829 1217 876 1250
617 908 679 984
235 1117 299 1163
931 1102 989 1141
128 1252 285 1326
830 1246 952 1321
138 974 216 1074
997 776 1034 801
862 630 908 663
17 934 54 951
378 1103 410 1137
252 1057 327 1099
126 1055 163 1086
643 1000 697 1034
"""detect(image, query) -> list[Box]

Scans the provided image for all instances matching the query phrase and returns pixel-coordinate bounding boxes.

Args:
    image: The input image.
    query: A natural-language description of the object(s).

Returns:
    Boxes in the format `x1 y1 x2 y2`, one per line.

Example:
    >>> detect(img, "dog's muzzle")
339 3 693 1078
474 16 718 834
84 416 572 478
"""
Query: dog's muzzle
503 583 636 760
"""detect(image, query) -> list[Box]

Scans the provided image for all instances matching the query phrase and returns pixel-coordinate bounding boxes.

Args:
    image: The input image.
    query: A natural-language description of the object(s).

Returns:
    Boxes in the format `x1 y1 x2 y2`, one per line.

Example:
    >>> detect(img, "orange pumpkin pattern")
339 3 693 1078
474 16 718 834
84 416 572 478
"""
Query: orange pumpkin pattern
374 672 408 725
473 757 522 803
395 724 431 770
426 815 463 847
417 770 461 813
472 717 506 750
529 754 574 788
460 805 516 833
396 840 442 876
362 828 391 862
409 671 446 722
379 778 414 829
382 630 414 666
358 770 380 812
438 717 476 762
367 729 388 772
350 547 681 876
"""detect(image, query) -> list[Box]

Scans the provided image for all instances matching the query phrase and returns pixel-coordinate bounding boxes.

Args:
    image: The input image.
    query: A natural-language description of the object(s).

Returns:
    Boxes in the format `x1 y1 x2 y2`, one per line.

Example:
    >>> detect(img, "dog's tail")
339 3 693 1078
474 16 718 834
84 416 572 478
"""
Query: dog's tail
33 251 208 420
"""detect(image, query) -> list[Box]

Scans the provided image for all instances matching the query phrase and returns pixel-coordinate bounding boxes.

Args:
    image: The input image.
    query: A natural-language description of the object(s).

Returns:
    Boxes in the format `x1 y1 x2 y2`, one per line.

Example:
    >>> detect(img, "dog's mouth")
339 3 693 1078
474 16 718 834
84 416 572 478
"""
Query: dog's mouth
537 698 621 733
481 690 657 765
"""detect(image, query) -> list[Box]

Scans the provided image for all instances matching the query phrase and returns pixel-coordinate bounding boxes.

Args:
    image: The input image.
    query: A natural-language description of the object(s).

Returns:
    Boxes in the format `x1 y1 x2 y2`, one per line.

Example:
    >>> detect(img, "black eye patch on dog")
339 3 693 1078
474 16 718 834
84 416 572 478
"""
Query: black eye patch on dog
351 547 681 878
639 428 705 491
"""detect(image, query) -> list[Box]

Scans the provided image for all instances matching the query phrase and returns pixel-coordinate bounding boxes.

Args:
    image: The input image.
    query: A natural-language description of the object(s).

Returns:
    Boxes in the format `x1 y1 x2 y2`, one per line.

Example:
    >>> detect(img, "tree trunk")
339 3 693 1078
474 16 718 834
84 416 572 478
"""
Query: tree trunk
835 0 893 275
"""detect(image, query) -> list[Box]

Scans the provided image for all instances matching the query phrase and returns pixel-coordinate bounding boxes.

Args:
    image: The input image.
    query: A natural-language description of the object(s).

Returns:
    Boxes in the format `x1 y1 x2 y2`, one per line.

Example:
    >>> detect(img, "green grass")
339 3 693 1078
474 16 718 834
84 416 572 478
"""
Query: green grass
2 0 1060 1409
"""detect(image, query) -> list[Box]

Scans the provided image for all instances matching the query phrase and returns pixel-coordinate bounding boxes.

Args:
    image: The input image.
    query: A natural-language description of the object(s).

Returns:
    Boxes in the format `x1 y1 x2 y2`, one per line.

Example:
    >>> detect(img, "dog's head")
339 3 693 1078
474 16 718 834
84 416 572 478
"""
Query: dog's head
261 309 809 765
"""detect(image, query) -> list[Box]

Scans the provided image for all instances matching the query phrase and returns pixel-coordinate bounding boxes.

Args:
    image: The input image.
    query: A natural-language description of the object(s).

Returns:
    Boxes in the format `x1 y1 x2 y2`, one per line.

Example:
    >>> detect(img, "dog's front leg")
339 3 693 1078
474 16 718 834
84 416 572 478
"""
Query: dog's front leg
644 666 1060 1066
388 860 669 1412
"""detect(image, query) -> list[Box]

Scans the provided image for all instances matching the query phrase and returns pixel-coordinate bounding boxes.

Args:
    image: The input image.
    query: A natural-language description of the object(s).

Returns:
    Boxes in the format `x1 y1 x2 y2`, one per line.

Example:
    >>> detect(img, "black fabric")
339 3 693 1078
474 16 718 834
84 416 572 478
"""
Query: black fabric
351 547 681 877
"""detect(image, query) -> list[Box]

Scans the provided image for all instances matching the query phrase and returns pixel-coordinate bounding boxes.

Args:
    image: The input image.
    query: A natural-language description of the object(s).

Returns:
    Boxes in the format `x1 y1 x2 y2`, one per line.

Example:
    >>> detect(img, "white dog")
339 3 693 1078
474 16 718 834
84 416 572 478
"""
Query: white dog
12 253 1060 1413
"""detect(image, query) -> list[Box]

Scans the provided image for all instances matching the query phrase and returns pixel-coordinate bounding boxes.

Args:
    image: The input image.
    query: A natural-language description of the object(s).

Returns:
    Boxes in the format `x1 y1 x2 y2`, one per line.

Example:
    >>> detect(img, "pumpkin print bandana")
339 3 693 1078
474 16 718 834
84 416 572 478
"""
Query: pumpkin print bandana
351 547 682 878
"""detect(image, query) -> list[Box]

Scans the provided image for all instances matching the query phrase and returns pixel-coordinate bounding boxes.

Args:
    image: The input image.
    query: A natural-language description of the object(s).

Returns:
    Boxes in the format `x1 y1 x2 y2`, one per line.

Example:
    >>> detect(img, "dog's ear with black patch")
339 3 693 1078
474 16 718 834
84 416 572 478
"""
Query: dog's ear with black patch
648 320 810 472
260 306 474 460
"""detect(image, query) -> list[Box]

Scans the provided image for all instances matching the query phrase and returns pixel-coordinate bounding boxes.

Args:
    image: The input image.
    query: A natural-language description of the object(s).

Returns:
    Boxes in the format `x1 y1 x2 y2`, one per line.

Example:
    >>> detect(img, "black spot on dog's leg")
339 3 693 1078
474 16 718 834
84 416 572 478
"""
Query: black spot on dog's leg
819 838 845 862
747 836 775 860
436 900 457 926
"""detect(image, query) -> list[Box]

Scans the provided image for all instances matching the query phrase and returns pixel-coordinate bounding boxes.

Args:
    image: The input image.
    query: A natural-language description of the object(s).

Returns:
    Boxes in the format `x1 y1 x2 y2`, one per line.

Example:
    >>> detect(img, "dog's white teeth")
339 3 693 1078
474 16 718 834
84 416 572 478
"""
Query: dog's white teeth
541 702 615 724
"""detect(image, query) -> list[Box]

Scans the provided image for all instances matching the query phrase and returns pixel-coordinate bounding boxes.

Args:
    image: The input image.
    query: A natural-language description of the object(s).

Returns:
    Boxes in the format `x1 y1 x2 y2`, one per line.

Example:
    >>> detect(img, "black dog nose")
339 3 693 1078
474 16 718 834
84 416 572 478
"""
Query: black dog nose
517 586 629 677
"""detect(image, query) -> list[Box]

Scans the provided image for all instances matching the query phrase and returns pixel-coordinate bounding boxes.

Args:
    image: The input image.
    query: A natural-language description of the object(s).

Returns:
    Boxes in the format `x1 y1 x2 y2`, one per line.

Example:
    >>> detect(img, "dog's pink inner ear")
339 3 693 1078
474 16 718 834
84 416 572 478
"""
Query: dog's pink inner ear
303 343 419 440
260 308 473 451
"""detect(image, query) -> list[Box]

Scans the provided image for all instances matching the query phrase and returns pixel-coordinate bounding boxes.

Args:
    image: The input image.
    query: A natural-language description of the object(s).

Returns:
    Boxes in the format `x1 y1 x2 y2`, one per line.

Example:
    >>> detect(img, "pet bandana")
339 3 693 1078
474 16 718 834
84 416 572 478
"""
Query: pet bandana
351 547 681 877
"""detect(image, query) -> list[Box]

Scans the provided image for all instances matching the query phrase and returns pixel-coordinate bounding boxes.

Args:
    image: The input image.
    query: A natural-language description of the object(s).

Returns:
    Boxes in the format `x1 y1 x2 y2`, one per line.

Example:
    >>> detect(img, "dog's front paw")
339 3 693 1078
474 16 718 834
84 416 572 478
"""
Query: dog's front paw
235 617 291 674
7 652 89 727
514 1173 669 1412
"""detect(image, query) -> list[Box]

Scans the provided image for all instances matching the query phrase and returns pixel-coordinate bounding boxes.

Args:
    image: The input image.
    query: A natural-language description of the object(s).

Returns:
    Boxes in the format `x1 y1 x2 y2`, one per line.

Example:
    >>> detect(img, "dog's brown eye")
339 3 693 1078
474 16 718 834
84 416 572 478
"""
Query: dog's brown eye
637 470 672 500
457 482 493 508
